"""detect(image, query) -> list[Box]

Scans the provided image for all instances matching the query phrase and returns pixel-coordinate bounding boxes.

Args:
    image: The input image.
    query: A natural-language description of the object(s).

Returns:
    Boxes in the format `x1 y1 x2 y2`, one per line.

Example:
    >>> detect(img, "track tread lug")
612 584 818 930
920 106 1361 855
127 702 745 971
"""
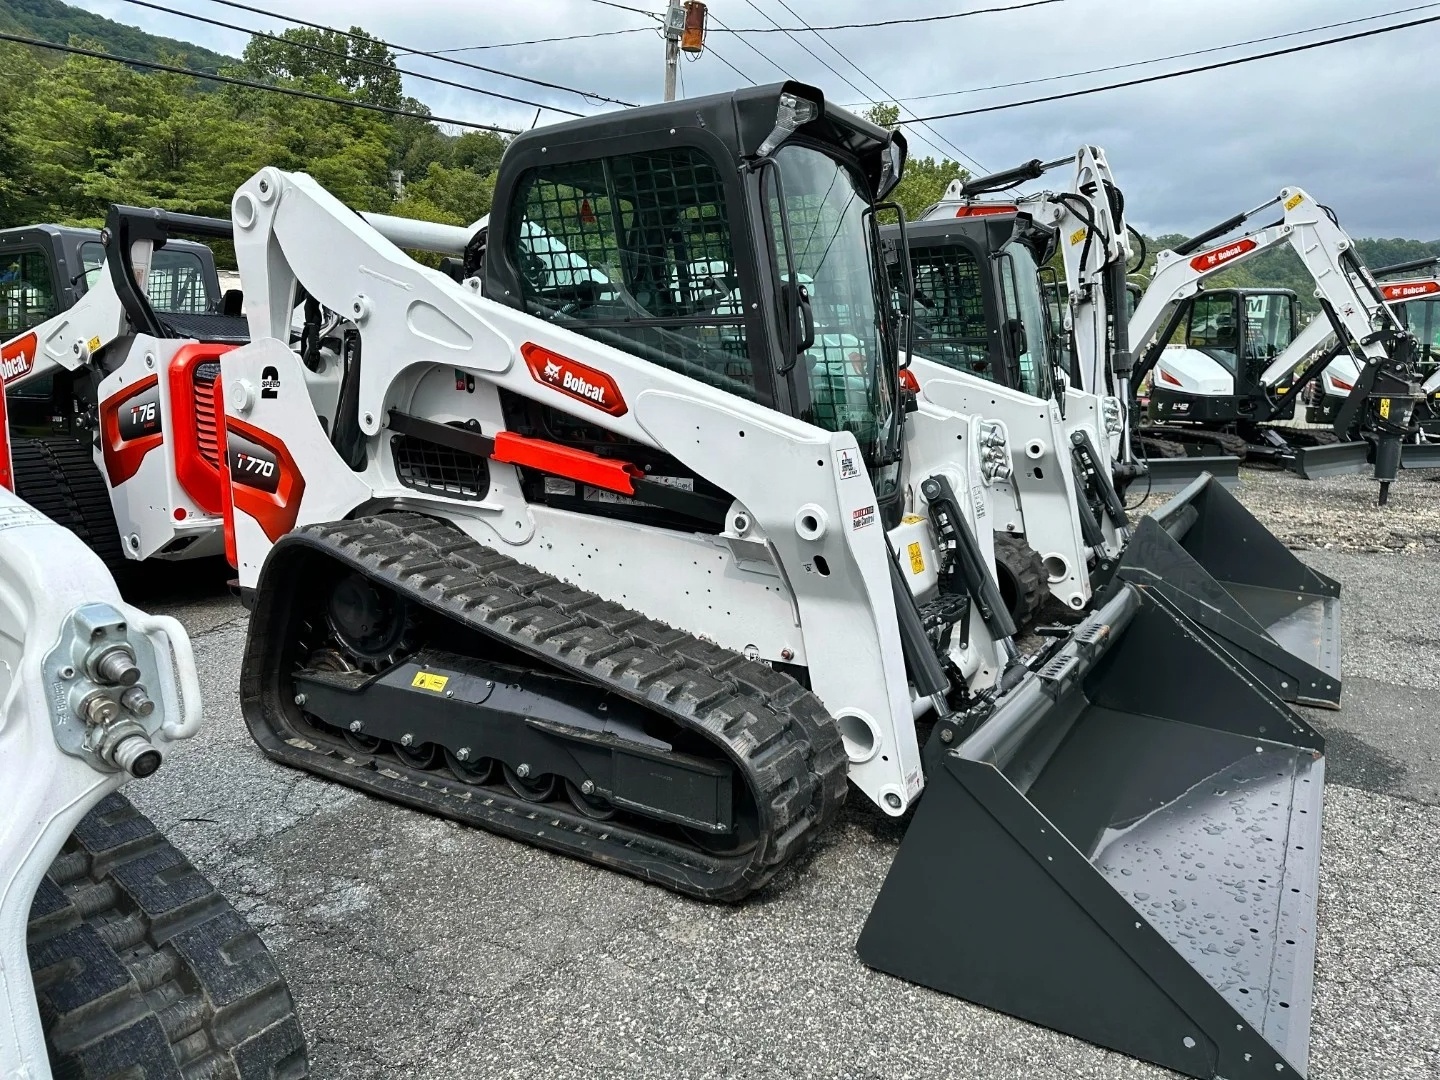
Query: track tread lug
26 794 308 1078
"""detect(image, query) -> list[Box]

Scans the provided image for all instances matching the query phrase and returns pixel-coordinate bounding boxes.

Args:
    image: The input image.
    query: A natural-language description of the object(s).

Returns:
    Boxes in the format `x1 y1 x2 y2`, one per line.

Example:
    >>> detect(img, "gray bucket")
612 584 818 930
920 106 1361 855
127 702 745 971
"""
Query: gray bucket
1121 473 1341 708
858 585 1325 1079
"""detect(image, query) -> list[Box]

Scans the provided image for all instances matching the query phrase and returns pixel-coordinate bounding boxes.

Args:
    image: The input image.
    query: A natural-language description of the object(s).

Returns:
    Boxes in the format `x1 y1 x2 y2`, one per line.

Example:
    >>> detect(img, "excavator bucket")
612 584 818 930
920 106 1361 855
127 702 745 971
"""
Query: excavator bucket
858 584 1325 1080
1116 473 1341 708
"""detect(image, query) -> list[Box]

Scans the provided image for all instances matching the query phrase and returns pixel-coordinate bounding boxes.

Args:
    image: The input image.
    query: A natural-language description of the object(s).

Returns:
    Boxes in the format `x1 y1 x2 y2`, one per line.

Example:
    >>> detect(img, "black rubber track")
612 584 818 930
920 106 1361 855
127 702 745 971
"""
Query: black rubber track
1135 426 1250 459
241 512 850 902
11 436 128 572
992 532 1049 630
26 791 308 1080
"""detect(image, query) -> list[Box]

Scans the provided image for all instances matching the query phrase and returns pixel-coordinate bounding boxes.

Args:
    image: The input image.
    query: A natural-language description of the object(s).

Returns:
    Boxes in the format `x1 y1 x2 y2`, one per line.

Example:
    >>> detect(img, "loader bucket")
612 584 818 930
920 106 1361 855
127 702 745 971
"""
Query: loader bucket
858 585 1325 1080
1119 473 1341 708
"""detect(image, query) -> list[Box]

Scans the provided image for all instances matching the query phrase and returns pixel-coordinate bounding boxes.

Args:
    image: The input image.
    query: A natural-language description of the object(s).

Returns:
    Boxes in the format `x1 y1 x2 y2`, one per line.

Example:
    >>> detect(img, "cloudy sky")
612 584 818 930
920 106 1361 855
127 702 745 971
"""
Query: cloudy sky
77 0 1440 238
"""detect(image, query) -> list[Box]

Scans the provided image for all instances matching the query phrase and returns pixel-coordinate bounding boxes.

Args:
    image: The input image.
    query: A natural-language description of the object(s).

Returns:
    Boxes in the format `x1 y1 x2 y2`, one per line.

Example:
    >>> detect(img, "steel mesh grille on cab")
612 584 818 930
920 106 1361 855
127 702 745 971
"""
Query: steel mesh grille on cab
513 148 756 398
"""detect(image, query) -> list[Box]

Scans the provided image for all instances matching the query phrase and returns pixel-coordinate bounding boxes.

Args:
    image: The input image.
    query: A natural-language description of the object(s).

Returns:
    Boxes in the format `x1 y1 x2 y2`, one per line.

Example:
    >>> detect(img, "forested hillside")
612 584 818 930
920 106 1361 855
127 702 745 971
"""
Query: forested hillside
1135 232 1440 313
0 0 231 70
0 23 506 243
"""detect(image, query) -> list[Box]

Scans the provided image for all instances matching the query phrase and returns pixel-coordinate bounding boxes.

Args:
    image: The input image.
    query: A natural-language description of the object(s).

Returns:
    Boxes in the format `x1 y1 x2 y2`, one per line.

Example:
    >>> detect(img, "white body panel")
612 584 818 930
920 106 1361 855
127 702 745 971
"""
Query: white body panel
0 488 199 1080
221 169 1015 816
1154 344 1235 397
912 356 1099 610
94 336 226 561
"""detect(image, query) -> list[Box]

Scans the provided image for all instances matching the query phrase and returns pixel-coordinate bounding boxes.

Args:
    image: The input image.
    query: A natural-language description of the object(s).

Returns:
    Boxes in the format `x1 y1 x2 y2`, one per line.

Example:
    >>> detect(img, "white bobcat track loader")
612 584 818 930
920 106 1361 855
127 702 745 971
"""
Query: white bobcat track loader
883 149 1135 621
1129 189 1434 500
0 434 307 1076
215 84 1330 1079
0 217 248 570
884 148 1259 632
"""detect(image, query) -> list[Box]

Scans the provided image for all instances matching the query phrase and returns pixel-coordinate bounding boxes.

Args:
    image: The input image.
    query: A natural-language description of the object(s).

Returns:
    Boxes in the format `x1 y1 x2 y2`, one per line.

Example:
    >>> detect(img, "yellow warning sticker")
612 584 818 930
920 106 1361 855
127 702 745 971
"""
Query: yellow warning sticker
1069 227 1087 246
1276 386 1289 394
1284 192 1304 211
87 335 101 353
907 541 925 575
1380 398 1391 419
411 671 449 692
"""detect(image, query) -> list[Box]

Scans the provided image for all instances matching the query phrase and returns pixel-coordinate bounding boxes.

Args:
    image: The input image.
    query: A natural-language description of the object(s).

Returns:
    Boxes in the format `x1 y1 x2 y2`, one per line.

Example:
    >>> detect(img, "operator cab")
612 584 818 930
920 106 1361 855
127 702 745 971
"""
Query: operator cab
484 81 909 528
0 224 224 437
1148 287 1300 423
1394 292 1440 370
882 207 1060 401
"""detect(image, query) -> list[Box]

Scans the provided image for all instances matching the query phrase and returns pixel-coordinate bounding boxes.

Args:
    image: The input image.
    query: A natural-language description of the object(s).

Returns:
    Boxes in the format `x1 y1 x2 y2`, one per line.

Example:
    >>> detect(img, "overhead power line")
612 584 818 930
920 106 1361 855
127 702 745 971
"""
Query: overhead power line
0 30 520 132
715 0 1062 33
742 0 986 173
428 26 655 54
849 1 1440 107
115 0 585 116
582 0 663 16
910 10 1440 121
701 41 757 86
198 0 637 107
698 11 758 85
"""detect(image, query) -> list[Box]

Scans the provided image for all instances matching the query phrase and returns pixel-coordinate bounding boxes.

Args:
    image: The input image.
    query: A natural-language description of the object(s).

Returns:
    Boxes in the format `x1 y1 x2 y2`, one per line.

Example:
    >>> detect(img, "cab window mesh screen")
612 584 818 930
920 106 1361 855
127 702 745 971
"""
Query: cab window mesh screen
511 148 754 399
147 251 211 314
79 241 211 315
0 250 58 335
905 244 991 376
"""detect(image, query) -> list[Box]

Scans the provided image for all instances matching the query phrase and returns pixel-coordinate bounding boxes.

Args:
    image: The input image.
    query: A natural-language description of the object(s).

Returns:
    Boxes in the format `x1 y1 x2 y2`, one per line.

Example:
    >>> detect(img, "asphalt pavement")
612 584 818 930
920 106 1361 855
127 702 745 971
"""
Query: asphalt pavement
123 495 1440 1080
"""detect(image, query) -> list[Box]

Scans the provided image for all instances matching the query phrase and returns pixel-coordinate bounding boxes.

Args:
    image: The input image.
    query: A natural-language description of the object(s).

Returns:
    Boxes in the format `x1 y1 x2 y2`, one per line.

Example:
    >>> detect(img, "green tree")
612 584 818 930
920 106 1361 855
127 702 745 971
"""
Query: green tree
240 26 403 109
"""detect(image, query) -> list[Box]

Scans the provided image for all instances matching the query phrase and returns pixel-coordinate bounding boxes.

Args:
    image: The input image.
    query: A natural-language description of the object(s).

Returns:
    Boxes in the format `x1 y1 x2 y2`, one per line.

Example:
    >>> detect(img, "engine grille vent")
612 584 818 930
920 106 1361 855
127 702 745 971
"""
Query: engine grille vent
192 361 222 469
391 432 490 501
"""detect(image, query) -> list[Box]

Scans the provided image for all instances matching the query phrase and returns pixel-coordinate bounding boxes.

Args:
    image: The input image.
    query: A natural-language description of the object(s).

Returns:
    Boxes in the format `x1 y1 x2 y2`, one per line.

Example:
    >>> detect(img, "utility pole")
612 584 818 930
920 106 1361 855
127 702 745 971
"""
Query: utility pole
663 0 684 102
663 1 707 102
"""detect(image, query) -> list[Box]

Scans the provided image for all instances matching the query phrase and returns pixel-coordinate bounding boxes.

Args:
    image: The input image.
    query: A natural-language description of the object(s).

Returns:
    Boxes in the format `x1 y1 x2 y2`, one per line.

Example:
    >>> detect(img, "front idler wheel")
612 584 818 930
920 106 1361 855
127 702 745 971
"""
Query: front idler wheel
326 572 413 664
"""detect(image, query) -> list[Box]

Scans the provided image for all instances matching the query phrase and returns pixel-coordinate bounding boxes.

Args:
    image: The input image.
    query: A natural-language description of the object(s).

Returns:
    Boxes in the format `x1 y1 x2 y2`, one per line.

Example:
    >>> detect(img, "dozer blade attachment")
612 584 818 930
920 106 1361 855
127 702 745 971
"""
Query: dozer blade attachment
1401 440 1440 468
1122 473 1341 708
858 585 1325 1080
1291 439 1370 478
1141 453 1241 492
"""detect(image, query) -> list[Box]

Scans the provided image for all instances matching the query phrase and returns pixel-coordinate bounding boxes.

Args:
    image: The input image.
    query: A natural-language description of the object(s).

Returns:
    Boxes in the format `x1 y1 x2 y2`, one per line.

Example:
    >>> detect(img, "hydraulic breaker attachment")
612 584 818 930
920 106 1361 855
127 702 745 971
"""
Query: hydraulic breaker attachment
1118 474 1341 708
858 583 1325 1080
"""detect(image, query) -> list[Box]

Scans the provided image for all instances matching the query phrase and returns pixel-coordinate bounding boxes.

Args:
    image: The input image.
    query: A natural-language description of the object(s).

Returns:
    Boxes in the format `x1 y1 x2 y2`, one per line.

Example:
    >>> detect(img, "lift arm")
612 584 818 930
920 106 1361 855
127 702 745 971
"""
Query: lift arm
1131 189 1410 404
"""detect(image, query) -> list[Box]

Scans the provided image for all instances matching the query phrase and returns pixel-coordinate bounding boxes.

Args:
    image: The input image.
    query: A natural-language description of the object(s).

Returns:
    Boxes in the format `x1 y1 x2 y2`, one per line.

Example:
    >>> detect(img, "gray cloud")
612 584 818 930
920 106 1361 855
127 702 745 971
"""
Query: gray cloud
80 0 1440 237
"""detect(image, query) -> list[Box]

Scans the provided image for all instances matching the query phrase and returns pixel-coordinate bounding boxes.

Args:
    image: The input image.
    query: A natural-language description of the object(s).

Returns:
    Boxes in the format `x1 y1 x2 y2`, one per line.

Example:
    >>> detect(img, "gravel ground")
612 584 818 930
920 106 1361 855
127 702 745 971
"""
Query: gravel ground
1207 465 1440 554
119 477 1440 1079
